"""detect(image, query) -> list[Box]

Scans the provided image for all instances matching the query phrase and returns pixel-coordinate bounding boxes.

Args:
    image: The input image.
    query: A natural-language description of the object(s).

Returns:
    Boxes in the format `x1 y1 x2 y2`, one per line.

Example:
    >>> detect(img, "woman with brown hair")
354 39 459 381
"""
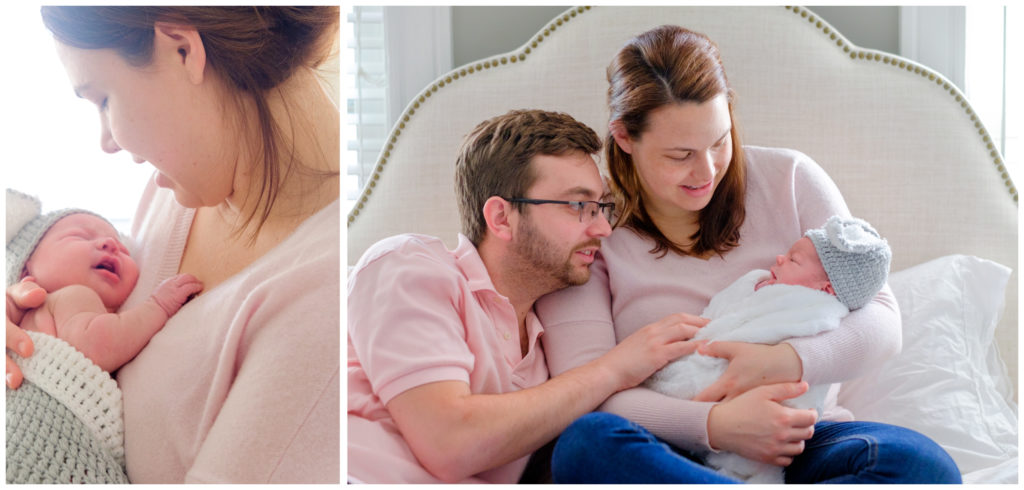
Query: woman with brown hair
6 6 340 483
536 25 958 483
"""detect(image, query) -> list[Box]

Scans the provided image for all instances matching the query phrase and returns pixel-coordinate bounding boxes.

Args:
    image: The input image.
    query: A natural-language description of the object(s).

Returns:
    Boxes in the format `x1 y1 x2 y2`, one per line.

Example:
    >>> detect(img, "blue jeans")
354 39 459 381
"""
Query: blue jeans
551 412 961 484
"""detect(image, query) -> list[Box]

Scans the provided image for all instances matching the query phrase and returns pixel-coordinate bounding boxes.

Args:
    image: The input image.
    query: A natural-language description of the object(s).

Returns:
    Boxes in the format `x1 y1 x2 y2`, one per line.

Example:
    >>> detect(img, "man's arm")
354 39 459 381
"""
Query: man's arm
385 314 705 483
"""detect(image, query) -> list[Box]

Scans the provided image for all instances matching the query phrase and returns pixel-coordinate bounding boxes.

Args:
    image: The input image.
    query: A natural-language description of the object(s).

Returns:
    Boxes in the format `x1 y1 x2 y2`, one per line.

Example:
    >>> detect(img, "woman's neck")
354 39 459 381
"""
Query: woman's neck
643 195 701 253
225 67 340 234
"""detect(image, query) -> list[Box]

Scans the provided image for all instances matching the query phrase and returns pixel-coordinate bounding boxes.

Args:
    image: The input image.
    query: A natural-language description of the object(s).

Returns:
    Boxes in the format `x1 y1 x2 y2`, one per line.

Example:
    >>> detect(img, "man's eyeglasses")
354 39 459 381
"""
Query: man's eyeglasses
506 198 615 223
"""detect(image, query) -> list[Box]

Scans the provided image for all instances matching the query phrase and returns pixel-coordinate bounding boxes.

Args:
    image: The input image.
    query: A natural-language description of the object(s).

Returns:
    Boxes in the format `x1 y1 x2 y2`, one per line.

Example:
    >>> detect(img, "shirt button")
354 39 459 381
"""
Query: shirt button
503 332 511 340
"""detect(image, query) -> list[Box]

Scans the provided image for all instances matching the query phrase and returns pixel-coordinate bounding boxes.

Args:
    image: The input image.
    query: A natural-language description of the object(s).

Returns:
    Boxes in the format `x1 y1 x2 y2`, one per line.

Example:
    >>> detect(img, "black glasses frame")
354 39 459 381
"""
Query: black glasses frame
506 198 615 223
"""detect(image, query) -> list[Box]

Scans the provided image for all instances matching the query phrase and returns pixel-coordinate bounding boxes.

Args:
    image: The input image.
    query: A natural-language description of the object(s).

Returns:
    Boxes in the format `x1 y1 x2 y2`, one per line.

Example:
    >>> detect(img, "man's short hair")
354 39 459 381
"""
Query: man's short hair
454 109 601 245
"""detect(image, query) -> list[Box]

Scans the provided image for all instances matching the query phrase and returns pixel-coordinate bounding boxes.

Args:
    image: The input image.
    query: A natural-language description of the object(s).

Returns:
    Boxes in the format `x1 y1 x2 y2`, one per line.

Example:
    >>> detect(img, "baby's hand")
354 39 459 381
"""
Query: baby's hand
150 274 204 317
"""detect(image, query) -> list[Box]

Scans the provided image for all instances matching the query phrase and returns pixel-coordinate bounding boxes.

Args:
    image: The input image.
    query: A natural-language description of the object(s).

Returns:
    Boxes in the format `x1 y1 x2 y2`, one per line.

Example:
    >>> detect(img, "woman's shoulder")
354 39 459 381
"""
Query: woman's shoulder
271 199 340 266
742 145 830 184
742 145 818 169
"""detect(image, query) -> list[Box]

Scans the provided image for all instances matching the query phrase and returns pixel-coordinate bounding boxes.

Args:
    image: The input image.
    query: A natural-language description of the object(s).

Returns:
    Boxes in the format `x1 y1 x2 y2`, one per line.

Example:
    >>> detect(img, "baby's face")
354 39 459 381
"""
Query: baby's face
762 237 832 292
23 213 139 310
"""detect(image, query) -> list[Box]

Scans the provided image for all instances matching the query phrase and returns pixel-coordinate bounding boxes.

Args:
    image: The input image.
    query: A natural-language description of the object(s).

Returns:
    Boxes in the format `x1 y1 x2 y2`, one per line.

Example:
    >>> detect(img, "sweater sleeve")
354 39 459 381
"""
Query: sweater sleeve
783 151 902 385
537 252 617 376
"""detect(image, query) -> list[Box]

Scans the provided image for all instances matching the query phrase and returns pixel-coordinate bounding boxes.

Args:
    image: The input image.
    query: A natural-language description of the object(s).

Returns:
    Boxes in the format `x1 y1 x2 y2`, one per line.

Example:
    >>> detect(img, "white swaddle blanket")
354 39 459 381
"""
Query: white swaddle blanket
645 269 849 483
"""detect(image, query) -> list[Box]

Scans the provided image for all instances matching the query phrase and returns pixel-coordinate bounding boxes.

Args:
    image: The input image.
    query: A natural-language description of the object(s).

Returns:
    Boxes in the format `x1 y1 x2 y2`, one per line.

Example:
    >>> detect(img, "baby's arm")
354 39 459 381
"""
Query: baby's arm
50 274 203 372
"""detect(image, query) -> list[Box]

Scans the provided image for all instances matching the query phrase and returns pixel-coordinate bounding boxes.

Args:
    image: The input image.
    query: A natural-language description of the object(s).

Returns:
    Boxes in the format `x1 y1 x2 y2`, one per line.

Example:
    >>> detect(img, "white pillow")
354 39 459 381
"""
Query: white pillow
838 255 1018 481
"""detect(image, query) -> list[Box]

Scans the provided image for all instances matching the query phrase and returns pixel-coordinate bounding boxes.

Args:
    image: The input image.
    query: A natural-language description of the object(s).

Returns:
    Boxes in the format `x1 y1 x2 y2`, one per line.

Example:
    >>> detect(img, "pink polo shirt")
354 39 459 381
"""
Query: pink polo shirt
347 234 549 483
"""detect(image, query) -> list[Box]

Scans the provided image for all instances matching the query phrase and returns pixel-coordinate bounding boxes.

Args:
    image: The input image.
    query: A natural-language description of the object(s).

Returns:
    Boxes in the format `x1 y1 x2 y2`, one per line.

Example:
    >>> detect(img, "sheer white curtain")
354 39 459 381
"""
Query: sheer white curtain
344 6 452 214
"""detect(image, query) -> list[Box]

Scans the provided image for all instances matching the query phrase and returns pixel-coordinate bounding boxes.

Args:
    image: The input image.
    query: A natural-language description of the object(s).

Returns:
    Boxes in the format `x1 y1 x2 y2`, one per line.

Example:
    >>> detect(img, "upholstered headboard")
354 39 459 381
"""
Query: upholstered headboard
347 6 1017 392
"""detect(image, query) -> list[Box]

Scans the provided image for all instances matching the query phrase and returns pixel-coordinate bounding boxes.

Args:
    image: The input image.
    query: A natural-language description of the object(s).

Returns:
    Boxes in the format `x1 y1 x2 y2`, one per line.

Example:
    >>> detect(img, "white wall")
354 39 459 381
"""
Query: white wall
451 6 901 68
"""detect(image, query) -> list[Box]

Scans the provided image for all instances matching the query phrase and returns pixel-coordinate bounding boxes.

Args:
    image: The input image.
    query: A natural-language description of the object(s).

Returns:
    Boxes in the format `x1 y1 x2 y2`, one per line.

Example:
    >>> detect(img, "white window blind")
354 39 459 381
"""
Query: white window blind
343 7 453 215
344 6 388 214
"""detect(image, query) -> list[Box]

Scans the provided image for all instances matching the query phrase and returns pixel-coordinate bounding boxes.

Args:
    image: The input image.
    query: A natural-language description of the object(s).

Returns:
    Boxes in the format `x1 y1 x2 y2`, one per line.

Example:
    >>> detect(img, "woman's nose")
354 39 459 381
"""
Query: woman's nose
694 151 715 181
100 117 120 154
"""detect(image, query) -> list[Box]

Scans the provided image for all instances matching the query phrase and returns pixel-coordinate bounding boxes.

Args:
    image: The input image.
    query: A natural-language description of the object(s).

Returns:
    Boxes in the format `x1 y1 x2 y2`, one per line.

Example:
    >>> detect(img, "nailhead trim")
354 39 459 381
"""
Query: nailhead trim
349 5 1015 225
786 5 1016 203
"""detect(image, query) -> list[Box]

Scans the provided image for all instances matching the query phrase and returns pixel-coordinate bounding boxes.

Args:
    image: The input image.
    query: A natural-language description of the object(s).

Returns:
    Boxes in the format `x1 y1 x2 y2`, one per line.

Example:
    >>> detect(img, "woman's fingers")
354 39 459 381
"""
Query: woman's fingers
7 278 46 324
6 320 33 358
692 381 727 403
7 277 45 389
7 319 34 389
6 355 24 389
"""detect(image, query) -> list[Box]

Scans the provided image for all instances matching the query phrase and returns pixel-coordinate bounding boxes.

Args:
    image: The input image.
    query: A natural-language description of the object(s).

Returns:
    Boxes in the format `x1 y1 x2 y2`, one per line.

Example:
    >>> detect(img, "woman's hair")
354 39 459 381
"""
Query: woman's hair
40 6 339 237
455 110 601 246
606 25 746 258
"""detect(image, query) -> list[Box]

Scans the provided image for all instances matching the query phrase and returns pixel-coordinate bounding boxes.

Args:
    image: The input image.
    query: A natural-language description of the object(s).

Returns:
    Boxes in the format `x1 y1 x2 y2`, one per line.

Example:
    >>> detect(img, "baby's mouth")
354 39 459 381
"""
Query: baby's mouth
95 256 120 278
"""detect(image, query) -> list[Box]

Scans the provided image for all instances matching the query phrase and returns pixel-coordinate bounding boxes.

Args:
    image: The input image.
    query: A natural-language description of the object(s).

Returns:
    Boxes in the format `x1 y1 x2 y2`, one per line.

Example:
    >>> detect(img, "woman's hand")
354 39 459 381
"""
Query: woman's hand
692 341 803 402
601 313 710 391
707 381 818 466
6 277 46 389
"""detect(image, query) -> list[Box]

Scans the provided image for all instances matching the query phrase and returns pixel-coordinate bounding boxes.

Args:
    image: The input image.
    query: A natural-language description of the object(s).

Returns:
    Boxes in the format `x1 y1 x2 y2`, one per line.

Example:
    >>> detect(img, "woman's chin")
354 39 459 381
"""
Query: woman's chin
167 189 207 209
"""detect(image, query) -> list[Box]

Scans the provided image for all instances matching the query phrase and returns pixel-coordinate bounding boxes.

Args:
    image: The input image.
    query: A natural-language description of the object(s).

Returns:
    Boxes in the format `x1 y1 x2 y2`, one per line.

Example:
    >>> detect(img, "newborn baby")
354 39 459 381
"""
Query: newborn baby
6 189 202 483
645 215 892 483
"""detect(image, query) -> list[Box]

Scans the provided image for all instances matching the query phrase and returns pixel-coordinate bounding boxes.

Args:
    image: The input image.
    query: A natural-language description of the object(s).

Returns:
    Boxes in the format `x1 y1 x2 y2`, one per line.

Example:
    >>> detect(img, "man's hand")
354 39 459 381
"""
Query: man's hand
6 277 46 389
692 341 802 402
601 313 710 391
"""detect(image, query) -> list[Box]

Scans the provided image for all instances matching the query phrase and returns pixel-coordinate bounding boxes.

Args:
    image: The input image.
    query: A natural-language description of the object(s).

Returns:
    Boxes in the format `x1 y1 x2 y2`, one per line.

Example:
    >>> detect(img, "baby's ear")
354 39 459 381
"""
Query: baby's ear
822 282 836 296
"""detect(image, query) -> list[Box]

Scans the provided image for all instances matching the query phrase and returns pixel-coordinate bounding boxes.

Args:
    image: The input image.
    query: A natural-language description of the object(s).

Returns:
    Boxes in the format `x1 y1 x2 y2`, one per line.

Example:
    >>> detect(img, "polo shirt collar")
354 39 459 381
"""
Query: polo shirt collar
453 234 497 293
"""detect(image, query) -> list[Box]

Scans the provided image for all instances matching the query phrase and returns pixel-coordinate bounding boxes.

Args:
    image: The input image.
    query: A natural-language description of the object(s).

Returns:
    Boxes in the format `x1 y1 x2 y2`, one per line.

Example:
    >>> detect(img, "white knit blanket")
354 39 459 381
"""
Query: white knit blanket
645 269 849 483
11 330 124 466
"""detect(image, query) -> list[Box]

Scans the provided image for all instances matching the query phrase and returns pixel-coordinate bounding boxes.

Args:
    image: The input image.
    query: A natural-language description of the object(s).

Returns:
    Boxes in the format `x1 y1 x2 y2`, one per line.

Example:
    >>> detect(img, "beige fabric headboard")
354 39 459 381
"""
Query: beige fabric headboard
347 6 1017 391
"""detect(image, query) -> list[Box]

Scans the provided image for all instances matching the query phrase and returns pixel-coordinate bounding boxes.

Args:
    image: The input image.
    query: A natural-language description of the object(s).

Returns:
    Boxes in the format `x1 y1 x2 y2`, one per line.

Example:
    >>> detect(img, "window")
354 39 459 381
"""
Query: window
343 6 387 215
965 6 1019 186
901 6 1019 187
343 7 452 215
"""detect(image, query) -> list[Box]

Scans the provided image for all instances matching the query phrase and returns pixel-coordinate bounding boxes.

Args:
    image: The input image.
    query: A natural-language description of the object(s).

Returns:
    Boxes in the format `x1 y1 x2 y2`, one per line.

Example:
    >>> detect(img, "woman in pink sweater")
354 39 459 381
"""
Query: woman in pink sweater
535 25 958 483
6 7 339 483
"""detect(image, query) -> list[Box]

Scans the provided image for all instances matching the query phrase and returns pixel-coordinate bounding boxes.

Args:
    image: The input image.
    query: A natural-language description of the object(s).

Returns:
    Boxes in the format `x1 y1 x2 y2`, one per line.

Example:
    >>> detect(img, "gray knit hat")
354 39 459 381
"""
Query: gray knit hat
805 215 892 310
6 189 108 287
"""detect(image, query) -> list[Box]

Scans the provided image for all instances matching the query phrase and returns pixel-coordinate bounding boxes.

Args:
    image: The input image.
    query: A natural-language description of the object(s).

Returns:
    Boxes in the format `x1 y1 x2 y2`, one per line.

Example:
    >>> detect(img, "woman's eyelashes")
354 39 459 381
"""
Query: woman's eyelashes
666 140 727 162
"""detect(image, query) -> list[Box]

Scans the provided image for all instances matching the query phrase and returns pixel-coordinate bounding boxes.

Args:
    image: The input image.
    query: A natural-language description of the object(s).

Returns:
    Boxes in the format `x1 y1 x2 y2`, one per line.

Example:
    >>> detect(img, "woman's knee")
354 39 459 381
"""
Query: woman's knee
878 427 961 483
564 412 629 436
555 412 629 455
553 413 633 466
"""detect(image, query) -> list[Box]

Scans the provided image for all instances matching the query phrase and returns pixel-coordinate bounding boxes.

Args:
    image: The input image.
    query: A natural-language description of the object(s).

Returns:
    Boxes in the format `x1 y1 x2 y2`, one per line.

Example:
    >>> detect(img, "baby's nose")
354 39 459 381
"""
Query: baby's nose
99 237 118 252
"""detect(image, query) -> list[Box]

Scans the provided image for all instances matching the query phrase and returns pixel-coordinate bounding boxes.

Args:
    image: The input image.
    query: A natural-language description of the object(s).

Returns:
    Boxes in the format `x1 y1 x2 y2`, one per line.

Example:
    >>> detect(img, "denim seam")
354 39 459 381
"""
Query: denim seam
804 434 879 477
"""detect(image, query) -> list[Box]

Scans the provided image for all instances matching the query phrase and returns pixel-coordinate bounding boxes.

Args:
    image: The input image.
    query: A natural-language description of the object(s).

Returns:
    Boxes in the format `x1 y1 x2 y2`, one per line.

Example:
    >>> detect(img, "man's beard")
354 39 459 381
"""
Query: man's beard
512 217 594 290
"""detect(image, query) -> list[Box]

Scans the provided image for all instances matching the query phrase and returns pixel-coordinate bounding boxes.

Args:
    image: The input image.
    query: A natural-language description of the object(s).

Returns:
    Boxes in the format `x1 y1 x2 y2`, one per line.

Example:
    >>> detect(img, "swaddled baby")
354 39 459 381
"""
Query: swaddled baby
645 215 892 483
